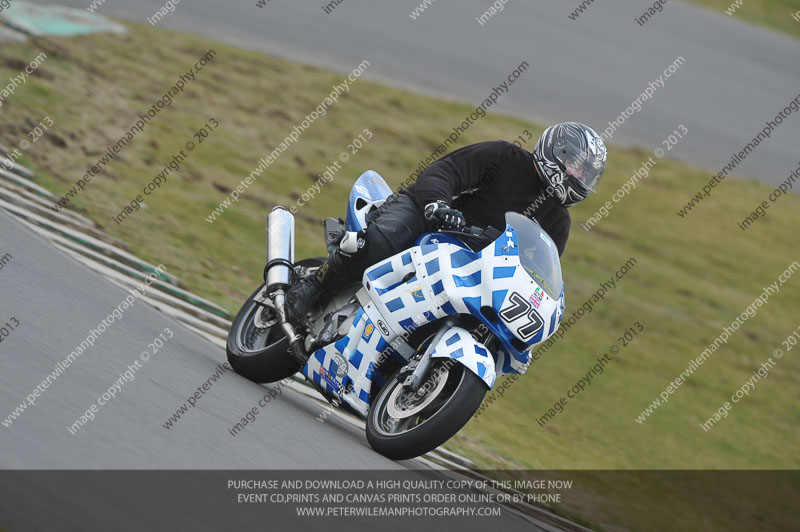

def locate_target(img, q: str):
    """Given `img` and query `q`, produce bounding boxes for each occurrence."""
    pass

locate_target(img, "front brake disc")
[386,364,450,419]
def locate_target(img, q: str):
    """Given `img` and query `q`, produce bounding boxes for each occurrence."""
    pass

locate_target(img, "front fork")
[398,318,455,392]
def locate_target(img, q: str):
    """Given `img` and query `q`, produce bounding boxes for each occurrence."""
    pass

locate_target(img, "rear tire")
[226,258,324,383]
[366,359,487,460]
[226,284,297,383]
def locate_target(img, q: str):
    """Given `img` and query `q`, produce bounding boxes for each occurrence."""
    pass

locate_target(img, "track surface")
[0,211,543,531]
[34,0,800,185]
[0,210,409,469]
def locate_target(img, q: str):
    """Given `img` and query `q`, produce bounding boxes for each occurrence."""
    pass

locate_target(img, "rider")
[286,122,607,321]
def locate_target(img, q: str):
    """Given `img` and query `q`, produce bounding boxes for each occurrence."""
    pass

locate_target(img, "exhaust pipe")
[265,206,295,291]
[264,207,307,365]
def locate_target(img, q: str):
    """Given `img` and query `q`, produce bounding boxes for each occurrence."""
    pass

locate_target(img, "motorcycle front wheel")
[366,359,487,460]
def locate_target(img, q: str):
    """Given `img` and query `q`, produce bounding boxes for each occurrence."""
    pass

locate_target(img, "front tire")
[366,359,487,460]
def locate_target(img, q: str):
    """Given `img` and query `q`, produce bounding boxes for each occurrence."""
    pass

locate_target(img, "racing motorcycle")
[226,170,565,460]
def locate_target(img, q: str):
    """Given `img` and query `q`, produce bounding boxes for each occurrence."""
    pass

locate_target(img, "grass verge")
[687,0,800,39]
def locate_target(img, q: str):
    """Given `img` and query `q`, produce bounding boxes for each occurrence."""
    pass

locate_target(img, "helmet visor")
[553,133,606,192]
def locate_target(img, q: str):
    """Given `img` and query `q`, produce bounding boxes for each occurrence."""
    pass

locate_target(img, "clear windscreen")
[506,212,563,298]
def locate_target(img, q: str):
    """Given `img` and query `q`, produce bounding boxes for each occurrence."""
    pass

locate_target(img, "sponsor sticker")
[410,285,425,302]
[319,367,341,393]
[530,287,544,309]
[331,352,349,378]
[362,323,374,340]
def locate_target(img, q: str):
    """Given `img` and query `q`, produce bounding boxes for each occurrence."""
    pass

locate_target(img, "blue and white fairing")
[345,170,393,232]
[361,211,565,379]
[303,176,565,417]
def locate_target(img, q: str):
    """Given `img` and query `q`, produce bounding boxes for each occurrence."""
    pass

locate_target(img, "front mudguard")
[429,326,496,389]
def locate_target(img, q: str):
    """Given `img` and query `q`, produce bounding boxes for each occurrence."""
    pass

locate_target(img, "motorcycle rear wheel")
[226,258,323,383]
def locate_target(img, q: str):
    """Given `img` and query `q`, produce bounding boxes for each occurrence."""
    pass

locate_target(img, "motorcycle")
[226,170,565,460]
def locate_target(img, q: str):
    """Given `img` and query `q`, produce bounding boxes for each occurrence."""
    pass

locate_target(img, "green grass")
[0,24,798,532]
[687,0,800,39]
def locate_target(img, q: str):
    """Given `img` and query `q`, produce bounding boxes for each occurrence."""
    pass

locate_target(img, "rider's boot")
[285,247,352,324]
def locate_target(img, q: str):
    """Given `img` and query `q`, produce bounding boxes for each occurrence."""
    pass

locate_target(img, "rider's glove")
[338,229,367,259]
[424,201,466,231]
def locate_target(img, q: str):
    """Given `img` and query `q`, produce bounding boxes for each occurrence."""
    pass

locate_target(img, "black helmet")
[533,122,607,207]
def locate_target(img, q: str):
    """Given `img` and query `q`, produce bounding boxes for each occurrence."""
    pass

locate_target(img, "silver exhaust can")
[265,206,295,290]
